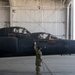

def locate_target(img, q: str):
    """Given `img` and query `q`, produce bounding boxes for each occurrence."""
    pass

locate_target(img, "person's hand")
[34,41,37,45]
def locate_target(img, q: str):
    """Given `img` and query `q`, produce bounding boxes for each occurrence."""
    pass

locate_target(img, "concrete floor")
[0,55,75,75]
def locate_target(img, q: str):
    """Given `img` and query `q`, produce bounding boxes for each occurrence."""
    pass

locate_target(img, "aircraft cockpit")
[0,27,30,37]
[38,33,58,40]
[12,27,30,34]
[32,32,58,40]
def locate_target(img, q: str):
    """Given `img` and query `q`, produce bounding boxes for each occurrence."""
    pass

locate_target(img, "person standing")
[34,42,42,75]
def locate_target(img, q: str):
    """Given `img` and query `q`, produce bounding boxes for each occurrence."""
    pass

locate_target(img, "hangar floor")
[0,55,75,75]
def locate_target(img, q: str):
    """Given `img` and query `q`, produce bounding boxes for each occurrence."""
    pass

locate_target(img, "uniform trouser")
[35,61,41,74]
[36,65,40,74]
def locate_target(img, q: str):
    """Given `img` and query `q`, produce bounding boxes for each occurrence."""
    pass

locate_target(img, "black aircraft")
[0,27,75,57]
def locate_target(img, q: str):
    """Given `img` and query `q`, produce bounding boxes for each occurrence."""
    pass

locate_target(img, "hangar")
[0,0,74,75]
[0,0,73,39]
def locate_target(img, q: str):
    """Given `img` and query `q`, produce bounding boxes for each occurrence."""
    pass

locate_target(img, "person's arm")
[34,41,37,52]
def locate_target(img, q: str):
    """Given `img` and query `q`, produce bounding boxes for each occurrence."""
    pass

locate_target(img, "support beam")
[9,0,12,26]
[66,0,73,39]
[9,0,12,6]
[73,0,75,39]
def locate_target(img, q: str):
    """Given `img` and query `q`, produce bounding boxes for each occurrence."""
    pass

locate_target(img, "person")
[34,41,42,75]
[39,34,43,39]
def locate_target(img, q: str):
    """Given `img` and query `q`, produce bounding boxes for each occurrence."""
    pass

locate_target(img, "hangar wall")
[0,0,10,28]
[0,0,67,39]
[10,0,66,39]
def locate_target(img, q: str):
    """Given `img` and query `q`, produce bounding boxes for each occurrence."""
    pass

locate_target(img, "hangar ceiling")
[0,0,72,6]
[9,0,71,6]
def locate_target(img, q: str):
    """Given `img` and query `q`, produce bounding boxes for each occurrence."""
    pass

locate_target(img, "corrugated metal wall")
[0,0,67,39]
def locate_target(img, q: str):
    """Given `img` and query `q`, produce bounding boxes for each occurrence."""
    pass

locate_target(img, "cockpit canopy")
[31,32,58,40]
[0,27,30,37]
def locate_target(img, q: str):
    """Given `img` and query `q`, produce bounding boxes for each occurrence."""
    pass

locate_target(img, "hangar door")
[11,0,66,39]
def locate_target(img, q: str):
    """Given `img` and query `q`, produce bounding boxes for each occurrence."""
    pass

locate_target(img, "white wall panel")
[12,9,66,22]
[0,7,10,28]
[0,0,10,28]
[0,8,9,21]
[56,9,66,22]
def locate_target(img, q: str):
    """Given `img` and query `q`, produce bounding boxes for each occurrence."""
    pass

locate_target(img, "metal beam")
[9,0,12,27]
[9,0,12,6]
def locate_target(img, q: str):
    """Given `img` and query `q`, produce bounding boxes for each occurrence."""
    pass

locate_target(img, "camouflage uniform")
[34,42,42,75]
